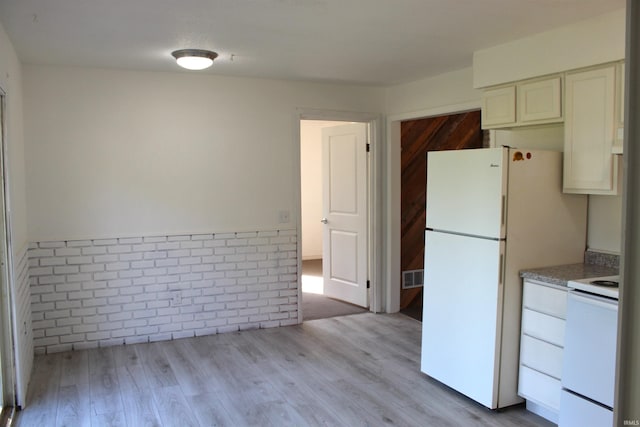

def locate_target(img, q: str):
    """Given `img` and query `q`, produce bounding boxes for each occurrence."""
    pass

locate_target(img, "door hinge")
[367,280,370,289]
[366,143,370,152]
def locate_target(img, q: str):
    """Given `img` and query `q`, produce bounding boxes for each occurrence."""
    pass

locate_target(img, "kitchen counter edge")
[520,263,619,287]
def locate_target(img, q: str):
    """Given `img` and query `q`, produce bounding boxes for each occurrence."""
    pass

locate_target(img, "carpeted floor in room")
[301,259,368,321]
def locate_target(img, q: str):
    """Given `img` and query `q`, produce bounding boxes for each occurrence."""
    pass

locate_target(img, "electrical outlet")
[278,210,290,223]
[171,291,182,306]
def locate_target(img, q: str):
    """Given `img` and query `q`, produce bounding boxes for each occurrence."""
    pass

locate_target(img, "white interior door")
[321,123,368,308]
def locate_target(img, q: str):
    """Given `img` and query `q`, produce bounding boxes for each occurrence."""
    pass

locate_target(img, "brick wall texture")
[29,229,298,354]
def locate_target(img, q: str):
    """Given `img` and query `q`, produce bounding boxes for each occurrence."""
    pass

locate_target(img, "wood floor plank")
[15,410,55,427]
[91,411,126,427]
[186,391,238,427]
[55,384,91,427]
[135,342,180,389]
[151,385,199,427]
[16,313,554,427]
[17,353,62,426]
[263,361,348,426]
[159,339,213,396]
[112,344,151,394]
[88,348,124,416]
[59,350,89,387]
[121,391,163,427]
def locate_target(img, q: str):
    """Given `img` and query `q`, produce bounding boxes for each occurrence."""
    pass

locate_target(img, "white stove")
[560,274,619,426]
[567,275,619,299]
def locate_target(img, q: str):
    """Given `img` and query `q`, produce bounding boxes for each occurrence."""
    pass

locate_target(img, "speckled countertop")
[520,250,619,287]
[520,263,619,287]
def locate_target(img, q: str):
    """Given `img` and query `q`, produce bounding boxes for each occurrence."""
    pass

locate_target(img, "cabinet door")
[518,77,562,124]
[563,66,618,194]
[482,86,516,129]
[613,62,625,154]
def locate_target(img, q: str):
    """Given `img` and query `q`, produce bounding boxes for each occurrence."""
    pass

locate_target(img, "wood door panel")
[400,111,483,309]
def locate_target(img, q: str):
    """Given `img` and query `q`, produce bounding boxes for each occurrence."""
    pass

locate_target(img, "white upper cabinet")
[612,62,625,154]
[563,64,618,195]
[517,77,562,124]
[482,76,562,129]
[482,86,516,128]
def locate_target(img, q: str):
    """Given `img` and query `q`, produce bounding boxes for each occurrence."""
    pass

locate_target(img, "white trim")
[617,2,640,423]
[386,100,481,123]
[295,108,383,321]
[0,86,17,410]
[27,226,297,245]
[384,100,481,313]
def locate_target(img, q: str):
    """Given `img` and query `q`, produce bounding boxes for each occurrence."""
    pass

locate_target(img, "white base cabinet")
[519,279,567,422]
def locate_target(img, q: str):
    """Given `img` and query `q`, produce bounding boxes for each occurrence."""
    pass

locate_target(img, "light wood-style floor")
[16,313,552,427]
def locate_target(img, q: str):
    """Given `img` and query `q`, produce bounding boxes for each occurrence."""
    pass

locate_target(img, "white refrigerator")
[421,147,587,409]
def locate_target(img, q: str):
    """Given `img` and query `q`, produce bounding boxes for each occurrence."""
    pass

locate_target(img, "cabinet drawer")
[523,280,567,319]
[522,308,565,346]
[518,365,562,411]
[520,334,563,379]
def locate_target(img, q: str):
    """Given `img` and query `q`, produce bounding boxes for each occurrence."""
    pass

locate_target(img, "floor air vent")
[402,269,424,289]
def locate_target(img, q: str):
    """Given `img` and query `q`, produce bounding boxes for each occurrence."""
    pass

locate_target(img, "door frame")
[385,100,481,313]
[295,108,383,321]
[0,87,17,418]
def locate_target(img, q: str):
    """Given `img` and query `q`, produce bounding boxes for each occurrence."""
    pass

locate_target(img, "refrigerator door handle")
[501,195,506,227]
[499,253,504,285]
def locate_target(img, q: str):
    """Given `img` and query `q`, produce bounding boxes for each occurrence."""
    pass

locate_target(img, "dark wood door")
[401,111,484,310]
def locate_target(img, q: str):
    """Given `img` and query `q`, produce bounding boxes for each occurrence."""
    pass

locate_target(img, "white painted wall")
[386,67,482,117]
[23,66,385,242]
[300,120,343,260]
[490,124,564,152]
[588,169,624,254]
[0,21,32,407]
[473,8,626,88]
[0,23,28,260]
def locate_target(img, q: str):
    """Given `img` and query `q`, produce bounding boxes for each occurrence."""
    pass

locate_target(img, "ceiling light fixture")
[171,49,218,70]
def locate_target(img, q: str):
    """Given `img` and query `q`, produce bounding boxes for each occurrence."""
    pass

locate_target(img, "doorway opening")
[299,118,373,321]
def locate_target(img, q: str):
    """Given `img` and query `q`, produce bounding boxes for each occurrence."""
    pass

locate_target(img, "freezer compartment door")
[426,147,507,239]
[421,230,505,409]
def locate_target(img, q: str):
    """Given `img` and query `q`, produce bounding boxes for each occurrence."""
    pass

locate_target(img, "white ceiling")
[0,0,626,86]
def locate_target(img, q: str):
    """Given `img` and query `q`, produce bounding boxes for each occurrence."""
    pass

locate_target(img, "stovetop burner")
[590,280,619,287]
[568,275,619,299]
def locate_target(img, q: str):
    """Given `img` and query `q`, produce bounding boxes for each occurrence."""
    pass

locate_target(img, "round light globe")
[171,49,218,71]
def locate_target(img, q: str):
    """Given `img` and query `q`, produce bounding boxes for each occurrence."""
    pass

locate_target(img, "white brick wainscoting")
[29,230,298,354]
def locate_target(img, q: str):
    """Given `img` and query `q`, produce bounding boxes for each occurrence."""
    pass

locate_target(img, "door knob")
[321,218,328,224]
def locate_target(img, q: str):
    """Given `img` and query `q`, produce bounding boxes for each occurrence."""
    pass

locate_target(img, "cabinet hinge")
[366,143,370,153]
